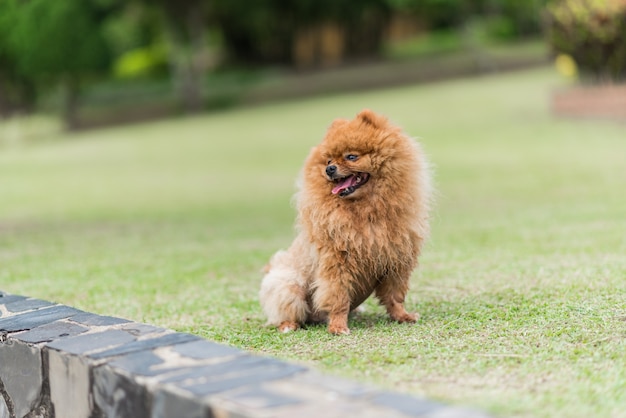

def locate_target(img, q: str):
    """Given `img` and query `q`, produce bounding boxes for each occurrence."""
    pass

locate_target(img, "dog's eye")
[327,159,332,165]
[345,154,358,161]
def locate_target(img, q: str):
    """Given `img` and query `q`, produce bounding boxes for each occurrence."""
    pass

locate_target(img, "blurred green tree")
[497,0,547,37]
[8,0,114,128]
[386,0,546,35]
[386,0,469,29]
[211,0,391,68]
[140,0,210,112]
[103,3,169,80]
[546,0,626,83]
[0,0,36,115]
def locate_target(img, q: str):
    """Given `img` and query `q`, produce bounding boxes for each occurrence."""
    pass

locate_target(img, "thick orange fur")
[259,109,432,335]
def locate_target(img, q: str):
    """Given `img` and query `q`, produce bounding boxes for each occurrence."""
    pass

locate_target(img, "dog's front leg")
[326,291,351,335]
[375,269,418,324]
[312,264,352,335]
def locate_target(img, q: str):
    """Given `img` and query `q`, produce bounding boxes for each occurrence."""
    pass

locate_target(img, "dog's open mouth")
[331,173,370,197]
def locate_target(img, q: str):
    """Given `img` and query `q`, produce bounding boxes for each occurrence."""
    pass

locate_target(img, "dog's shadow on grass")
[297,308,401,334]
[254,294,533,336]
[296,298,489,334]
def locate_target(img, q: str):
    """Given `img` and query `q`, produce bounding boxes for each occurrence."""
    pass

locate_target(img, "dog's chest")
[336,221,414,267]
[313,203,418,270]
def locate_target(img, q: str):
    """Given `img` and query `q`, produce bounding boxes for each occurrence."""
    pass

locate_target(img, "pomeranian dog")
[260,109,432,335]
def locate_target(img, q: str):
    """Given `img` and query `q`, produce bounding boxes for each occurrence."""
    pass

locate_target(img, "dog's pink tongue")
[331,176,356,195]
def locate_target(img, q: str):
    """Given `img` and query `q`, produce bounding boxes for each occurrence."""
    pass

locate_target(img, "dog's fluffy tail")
[259,250,309,330]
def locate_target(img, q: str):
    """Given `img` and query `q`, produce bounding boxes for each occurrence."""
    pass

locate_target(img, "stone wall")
[0,291,489,418]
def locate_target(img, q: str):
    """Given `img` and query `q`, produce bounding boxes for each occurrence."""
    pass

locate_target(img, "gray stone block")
[220,385,304,409]
[92,365,152,418]
[183,362,307,397]
[162,355,288,384]
[295,371,377,398]
[267,400,407,418]
[4,298,54,313]
[371,392,444,417]
[107,351,166,377]
[88,332,200,360]
[151,389,211,418]
[69,312,130,326]
[0,340,42,418]
[47,329,136,355]
[17,321,88,344]
[425,406,493,418]
[0,293,27,310]
[0,305,82,332]
[120,323,165,336]
[47,349,92,418]
[172,339,242,360]
[0,396,9,418]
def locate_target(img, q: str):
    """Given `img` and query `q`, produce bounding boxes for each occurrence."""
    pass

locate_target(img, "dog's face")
[310,109,402,200]
[322,150,372,199]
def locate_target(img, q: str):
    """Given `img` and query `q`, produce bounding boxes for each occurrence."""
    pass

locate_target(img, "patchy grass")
[1,68,626,417]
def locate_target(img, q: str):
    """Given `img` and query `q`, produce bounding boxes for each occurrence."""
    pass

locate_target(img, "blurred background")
[0,0,602,132]
[2,0,625,132]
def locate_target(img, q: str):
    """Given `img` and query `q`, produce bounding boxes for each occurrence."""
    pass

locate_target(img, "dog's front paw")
[328,314,350,335]
[392,311,419,323]
[328,324,351,335]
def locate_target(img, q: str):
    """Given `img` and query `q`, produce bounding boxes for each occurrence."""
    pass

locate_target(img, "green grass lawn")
[1,68,625,417]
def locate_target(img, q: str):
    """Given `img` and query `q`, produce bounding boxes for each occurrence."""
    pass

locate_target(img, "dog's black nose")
[326,165,337,177]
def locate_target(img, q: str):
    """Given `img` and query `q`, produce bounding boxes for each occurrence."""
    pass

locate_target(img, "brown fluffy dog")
[260,109,432,335]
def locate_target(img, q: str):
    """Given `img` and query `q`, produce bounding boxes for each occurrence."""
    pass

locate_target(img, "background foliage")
[545,0,626,83]
[10,0,626,128]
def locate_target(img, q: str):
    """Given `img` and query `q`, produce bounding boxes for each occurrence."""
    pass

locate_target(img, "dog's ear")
[328,118,349,130]
[357,109,386,129]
